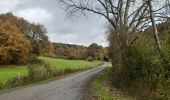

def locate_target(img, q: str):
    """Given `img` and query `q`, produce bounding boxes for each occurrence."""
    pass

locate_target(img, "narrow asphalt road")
[0,63,107,100]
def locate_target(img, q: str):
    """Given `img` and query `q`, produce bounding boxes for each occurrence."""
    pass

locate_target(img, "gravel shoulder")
[0,63,107,100]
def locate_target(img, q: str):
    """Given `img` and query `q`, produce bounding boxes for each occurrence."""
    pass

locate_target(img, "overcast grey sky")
[0,0,108,46]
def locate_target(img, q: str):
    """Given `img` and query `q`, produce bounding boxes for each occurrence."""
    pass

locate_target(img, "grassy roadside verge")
[0,66,98,93]
[88,67,135,100]
[0,57,101,83]
[0,56,102,92]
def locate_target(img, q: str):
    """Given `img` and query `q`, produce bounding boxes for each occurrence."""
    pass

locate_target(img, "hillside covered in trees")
[0,13,54,64]
[53,43,109,61]
[0,13,107,65]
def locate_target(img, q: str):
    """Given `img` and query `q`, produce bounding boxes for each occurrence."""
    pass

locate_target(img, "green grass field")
[0,57,101,83]
[38,57,101,70]
[0,65,28,83]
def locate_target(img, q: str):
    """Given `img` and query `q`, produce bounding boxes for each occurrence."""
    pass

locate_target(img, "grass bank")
[88,67,135,100]
[0,56,101,84]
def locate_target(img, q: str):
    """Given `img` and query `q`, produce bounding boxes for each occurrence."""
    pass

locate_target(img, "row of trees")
[0,13,54,64]
[53,43,86,59]
[59,0,170,99]
[53,43,108,61]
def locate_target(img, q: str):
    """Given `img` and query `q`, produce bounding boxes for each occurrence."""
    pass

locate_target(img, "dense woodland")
[0,13,107,65]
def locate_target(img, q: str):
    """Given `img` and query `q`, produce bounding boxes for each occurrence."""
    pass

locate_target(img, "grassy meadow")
[0,57,101,83]
[0,66,27,83]
[38,57,101,70]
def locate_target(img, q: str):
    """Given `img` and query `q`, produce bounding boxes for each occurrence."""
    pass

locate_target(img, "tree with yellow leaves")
[0,18,31,64]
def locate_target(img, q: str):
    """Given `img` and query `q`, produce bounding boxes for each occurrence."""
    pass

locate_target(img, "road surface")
[0,63,106,100]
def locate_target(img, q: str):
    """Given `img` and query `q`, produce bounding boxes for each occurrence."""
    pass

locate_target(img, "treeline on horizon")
[53,42,109,61]
[0,13,108,65]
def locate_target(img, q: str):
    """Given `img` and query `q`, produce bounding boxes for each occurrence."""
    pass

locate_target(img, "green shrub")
[86,56,94,61]
[110,33,170,99]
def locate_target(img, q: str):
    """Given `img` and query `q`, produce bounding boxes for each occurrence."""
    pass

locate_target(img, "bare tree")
[147,0,170,60]
[59,0,170,64]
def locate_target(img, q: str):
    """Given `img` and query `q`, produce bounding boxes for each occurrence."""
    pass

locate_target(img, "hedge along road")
[0,63,107,100]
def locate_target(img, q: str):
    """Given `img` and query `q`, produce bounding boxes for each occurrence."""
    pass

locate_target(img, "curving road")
[0,63,106,100]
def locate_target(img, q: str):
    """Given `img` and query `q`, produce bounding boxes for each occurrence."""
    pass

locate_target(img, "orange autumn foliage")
[0,18,31,64]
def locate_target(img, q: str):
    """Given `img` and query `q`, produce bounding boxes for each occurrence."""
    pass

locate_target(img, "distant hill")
[53,42,109,61]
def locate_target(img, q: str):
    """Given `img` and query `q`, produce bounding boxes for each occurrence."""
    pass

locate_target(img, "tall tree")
[147,0,170,61]
[0,13,54,56]
[0,13,54,62]
[60,0,170,65]
[0,18,30,64]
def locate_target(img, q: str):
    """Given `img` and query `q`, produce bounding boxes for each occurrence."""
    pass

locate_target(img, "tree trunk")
[148,0,162,53]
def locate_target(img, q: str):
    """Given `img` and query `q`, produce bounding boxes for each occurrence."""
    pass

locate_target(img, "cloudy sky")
[0,0,108,46]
